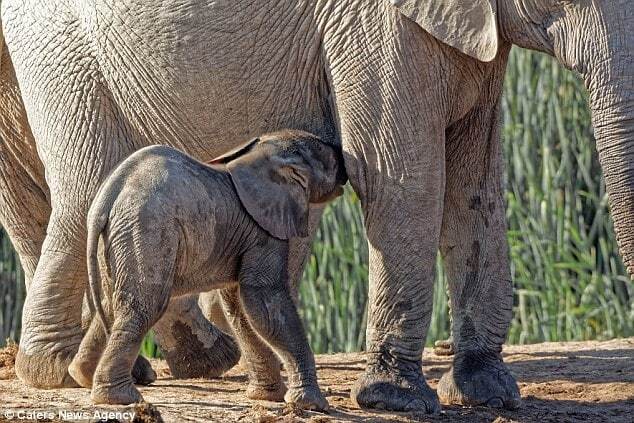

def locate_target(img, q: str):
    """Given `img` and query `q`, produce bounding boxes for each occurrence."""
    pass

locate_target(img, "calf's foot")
[433,336,455,356]
[247,381,287,402]
[285,385,329,412]
[68,356,95,388]
[132,355,156,386]
[437,350,521,409]
[91,381,143,405]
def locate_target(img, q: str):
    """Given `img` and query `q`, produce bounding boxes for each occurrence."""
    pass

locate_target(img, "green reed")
[0,230,24,345]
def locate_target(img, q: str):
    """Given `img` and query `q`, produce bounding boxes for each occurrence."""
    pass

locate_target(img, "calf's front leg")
[220,286,286,401]
[239,244,328,411]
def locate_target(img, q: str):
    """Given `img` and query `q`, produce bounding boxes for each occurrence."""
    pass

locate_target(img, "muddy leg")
[153,295,240,378]
[438,83,520,409]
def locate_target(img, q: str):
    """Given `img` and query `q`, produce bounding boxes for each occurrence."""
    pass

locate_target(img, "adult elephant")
[0,0,632,413]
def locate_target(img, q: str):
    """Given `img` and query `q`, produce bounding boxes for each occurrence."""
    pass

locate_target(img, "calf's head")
[211,130,347,239]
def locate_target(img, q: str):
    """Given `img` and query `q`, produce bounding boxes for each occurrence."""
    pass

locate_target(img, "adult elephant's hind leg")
[153,295,240,379]
[0,38,50,286]
[438,90,520,409]
[7,6,141,386]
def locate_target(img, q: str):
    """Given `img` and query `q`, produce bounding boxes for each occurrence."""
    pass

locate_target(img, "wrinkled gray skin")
[67,131,344,409]
[0,0,632,414]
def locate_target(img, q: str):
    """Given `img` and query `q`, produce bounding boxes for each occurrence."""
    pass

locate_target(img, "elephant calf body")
[68,130,345,409]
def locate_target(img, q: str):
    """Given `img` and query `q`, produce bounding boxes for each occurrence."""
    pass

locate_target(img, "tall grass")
[503,49,634,343]
[0,230,24,344]
[1,48,633,354]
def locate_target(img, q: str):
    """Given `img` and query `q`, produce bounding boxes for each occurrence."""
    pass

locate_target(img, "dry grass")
[0,339,17,380]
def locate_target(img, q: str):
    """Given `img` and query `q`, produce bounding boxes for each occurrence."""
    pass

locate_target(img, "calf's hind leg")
[91,229,175,404]
[91,306,166,404]
[69,317,156,388]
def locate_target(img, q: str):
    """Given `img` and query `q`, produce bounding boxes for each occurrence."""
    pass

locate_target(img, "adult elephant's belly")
[90,0,334,159]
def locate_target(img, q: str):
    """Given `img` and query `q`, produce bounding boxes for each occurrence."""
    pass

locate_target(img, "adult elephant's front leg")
[438,92,521,408]
[349,175,443,413]
[326,10,445,412]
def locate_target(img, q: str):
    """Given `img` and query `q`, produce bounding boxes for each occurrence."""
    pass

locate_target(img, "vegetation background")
[1,49,633,356]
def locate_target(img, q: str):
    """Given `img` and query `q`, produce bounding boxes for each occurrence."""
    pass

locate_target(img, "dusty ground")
[0,338,633,422]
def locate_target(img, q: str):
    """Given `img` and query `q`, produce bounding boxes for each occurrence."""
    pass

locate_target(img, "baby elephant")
[68,130,346,410]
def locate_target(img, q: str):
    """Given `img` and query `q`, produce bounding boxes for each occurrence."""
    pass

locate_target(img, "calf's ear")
[207,137,260,165]
[226,149,310,240]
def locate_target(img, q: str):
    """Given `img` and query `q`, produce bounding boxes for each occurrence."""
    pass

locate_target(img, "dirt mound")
[0,338,632,422]
[132,402,163,423]
[0,340,17,380]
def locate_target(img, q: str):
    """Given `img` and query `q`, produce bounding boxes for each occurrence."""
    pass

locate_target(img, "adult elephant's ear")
[225,145,310,240]
[390,0,498,62]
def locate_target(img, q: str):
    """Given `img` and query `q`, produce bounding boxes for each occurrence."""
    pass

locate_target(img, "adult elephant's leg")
[346,136,443,414]
[437,70,521,408]
[5,5,145,386]
[12,104,134,387]
[5,4,243,384]
[324,6,444,413]
[152,295,240,378]
[198,291,232,335]
[0,39,49,285]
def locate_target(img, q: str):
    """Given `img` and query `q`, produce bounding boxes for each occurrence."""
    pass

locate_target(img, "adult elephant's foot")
[351,363,441,413]
[15,346,80,388]
[437,351,521,409]
[153,296,241,379]
[132,356,157,386]
[433,336,455,356]
[159,321,240,378]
